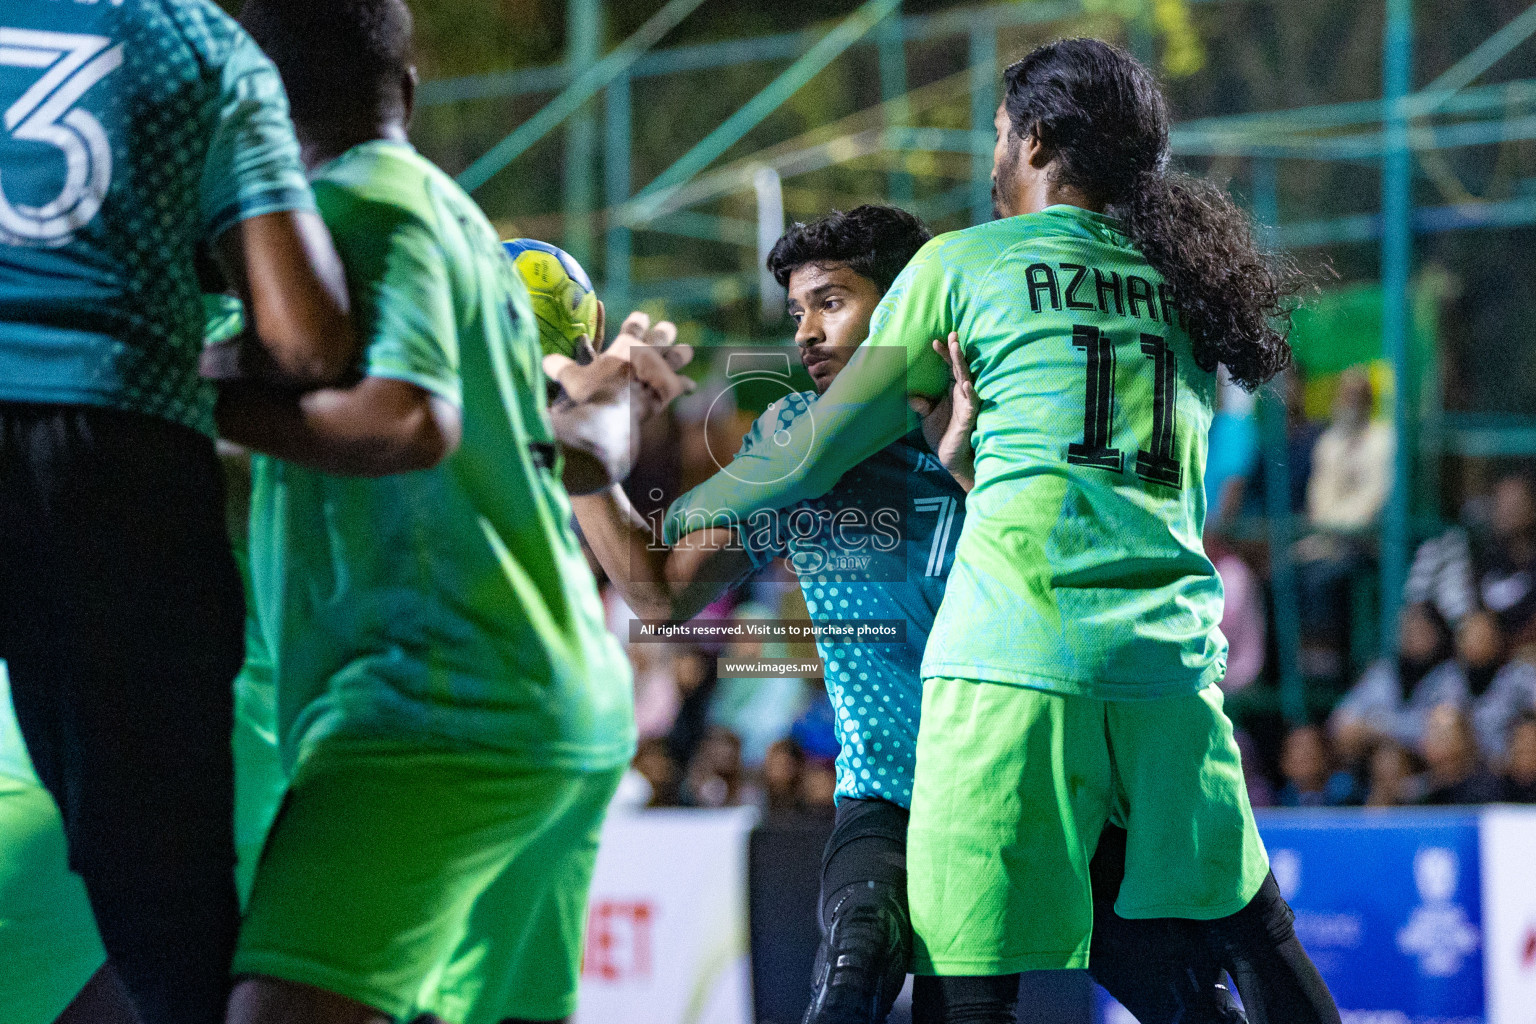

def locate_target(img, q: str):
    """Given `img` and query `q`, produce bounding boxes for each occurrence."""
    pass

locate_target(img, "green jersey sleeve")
[662,239,958,547]
[316,187,462,407]
[200,31,315,241]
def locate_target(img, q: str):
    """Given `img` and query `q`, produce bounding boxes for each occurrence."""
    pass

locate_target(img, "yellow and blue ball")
[502,238,599,359]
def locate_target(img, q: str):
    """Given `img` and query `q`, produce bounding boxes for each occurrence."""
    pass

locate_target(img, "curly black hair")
[241,0,414,129]
[767,205,933,295]
[1002,39,1303,390]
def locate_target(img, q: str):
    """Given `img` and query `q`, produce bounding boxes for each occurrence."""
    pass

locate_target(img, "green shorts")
[908,678,1269,976]
[0,776,106,1024]
[234,744,623,1023]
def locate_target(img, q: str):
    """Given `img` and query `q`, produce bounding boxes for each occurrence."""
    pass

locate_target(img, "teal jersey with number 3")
[665,205,1225,699]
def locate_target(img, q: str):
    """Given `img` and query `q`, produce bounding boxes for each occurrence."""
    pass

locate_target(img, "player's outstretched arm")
[662,244,954,546]
[208,210,359,387]
[572,485,753,622]
[214,375,462,477]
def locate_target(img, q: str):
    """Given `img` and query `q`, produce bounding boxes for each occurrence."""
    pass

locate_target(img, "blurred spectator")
[1500,714,1536,802]
[1418,704,1502,805]
[1481,474,1536,646]
[632,737,681,808]
[631,643,683,742]
[1277,725,1362,807]
[1236,729,1274,809]
[1208,535,1265,692]
[800,760,838,810]
[1295,368,1395,683]
[789,684,841,763]
[1405,472,1536,642]
[665,647,718,771]
[682,726,746,808]
[1243,367,1322,519]
[762,738,807,814]
[1330,603,1466,762]
[1304,368,1395,534]
[707,602,811,766]
[1204,369,1259,533]
[1457,610,1536,764]
[1365,740,1420,807]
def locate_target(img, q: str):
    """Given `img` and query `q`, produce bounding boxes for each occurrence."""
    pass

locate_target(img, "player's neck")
[298,121,411,171]
[1003,174,1104,218]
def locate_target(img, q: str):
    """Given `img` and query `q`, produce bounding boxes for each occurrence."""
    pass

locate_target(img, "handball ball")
[502,238,599,359]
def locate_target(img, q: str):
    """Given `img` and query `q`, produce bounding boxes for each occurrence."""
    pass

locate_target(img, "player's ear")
[1024,126,1051,169]
[401,66,419,124]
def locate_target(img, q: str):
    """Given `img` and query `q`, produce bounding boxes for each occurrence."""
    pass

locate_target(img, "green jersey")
[249,141,633,771]
[666,206,1225,699]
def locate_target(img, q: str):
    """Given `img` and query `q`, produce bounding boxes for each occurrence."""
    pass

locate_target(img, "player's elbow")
[394,396,462,473]
[354,394,461,476]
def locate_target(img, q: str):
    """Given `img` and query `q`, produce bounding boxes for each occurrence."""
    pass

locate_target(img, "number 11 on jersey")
[1065,324,1183,489]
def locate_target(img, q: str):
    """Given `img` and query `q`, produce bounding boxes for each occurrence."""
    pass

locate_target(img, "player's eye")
[823,299,841,313]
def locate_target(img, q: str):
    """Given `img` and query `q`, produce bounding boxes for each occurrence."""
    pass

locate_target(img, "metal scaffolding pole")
[877,2,913,207]
[564,0,602,266]
[604,70,632,318]
[1380,0,1414,656]
[968,24,996,226]
[1253,159,1305,723]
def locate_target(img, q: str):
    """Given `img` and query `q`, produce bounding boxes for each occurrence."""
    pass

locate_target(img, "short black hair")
[767,205,932,295]
[240,0,414,128]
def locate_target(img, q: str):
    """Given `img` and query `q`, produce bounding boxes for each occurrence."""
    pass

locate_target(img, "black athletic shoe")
[802,883,911,1024]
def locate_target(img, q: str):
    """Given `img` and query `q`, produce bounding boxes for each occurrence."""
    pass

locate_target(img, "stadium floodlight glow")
[456,0,708,194]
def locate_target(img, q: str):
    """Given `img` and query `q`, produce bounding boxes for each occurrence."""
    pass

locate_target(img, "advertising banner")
[576,806,758,1024]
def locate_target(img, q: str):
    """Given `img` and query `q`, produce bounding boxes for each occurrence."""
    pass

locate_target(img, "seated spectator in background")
[707,603,811,767]
[1330,602,1466,762]
[799,759,838,811]
[1277,725,1362,806]
[1418,704,1502,805]
[1203,370,1260,534]
[1405,471,1536,642]
[630,642,682,742]
[1458,610,1536,764]
[682,726,746,808]
[1295,368,1396,683]
[1501,714,1536,802]
[665,647,718,771]
[1242,367,1323,519]
[1365,740,1420,807]
[1482,473,1536,647]
[1304,368,1395,535]
[762,738,807,814]
[1208,535,1265,693]
[632,737,681,808]
[1236,730,1274,809]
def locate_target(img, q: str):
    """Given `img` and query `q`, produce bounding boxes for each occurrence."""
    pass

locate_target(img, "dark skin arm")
[572,483,754,621]
[209,209,358,386]
[214,375,461,477]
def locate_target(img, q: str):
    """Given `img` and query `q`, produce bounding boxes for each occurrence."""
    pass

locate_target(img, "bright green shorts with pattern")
[907,678,1269,976]
[235,742,622,1023]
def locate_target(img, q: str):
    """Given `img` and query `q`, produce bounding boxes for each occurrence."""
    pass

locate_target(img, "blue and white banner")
[1100,806,1536,1024]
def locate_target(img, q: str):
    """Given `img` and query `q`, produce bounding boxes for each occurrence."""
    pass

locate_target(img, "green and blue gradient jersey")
[0,0,313,435]
[675,389,966,807]
[248,142,633,773]
[667,206,1226,700]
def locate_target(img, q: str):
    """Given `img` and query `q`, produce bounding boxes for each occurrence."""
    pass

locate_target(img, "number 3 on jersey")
[0,29,123,246]
[1065,324,1182,489]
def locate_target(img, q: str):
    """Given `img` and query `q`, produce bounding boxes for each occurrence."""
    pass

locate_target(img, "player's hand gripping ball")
[503,238,600,360]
